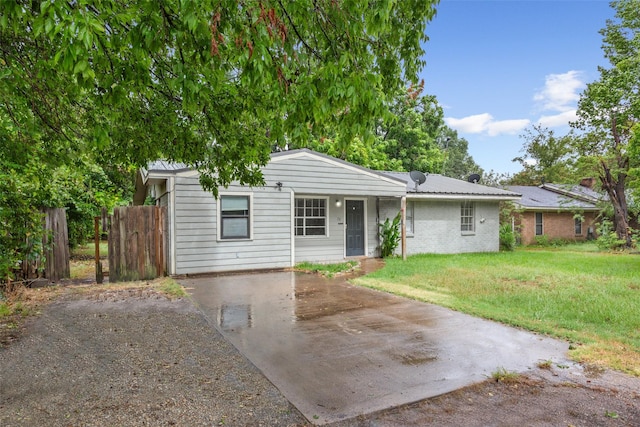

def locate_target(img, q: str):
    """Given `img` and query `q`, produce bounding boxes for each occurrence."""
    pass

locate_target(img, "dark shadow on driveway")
[181,266,568,425]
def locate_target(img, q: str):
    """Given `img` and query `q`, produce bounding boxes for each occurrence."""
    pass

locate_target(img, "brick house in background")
[505,179,602,245]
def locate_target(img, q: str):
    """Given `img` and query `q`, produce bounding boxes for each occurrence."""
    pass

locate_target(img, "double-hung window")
[219,195,251,239]
[295,198,327,236]
[460,201,475,233]
[535,212,543,236]
[574,217,583,235]
[406,201,415,235]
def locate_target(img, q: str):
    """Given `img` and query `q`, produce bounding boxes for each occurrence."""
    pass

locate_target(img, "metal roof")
[383,172,521,199]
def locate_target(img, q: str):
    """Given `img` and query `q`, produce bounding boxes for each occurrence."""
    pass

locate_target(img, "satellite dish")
[468,173,481,184]
[409,170,427,191]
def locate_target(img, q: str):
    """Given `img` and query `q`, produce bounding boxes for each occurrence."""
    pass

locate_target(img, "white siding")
[295,196,383,263]
[264,154,405,197]
[380,199,500,254]
[172,176,292,274]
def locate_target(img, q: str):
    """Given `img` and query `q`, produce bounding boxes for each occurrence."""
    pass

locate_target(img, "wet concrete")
[181,264,569,425]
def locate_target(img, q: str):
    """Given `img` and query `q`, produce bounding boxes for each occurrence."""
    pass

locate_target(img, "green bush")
[379,213,401,258]
[499,224,516,251]
[596,220,627,250]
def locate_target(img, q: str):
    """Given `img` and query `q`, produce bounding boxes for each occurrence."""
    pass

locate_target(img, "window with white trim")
[220,195,251,239]
[295,198,327,236]
[535,212,543,236]
[461,201,475,233]
[406,201,414,235]
[574,217,583,235]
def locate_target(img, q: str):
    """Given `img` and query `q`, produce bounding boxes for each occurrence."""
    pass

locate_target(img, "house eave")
[407,194,521,202]
[513,205,600,212]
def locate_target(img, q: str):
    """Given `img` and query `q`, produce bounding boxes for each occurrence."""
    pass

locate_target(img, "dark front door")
[345,200,365,256]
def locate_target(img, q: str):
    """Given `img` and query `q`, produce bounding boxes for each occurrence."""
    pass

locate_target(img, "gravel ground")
[0,289,306,427]
[1,287,639,426]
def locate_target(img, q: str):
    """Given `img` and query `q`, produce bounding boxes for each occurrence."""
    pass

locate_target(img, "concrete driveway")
[181,266,569,425]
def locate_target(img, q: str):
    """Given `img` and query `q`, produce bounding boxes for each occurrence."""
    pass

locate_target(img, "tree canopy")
[2,0,439,191]
[1,0,440,280]
[572,0,640,246]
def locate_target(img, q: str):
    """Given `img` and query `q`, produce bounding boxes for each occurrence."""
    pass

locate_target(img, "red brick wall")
[516,211,598,245]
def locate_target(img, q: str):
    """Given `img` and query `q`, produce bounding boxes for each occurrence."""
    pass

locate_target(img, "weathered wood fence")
[14,208,70,283]
[42,208,70,281]
[108,206,166,283]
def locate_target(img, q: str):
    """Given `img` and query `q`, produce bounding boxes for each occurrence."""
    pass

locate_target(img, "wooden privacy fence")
[108,206,166,283]
[43,208,70,282]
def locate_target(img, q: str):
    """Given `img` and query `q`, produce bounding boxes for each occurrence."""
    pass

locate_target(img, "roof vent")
[467,173,481,184]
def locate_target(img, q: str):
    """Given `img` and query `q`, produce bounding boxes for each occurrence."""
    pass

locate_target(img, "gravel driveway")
[0,288,306,427]
[1,286,639,426]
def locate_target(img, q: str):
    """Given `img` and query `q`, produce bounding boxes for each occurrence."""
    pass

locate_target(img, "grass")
[490,367,521,383]
[353,245,640,375]
[295,260,358,277]
[156,277,187,299]
[70,241,109,259]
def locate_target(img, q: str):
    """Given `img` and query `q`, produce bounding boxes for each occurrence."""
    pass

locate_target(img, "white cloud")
[445,113,530,136]
[533,71,585,113]
[537,109,578,128]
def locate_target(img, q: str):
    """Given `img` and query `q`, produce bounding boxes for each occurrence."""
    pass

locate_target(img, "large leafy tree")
[380,83,445,172]
[573,0,640,247]
[1,0,439,280]
[2,0,438,190]
[510,125,582,185]
[436,126,483,180]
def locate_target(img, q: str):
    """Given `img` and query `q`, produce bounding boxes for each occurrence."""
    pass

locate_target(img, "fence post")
[95,216,103,284]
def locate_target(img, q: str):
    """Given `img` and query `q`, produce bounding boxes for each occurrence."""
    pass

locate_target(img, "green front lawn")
[354,245,640,375]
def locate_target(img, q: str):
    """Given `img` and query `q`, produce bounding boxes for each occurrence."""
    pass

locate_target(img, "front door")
[345,200,365,256]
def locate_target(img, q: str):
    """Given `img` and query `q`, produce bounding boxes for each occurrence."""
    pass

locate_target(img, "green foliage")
[533,235,570,247]
[490,367,521,384]
[0,0,439,270]
[157,278,187,299]
[511,125,584,185]
[596,219,628,250]
[572,0,640,247]
[295,261,358,278]
[499,224,516,251]
[379,213,402,258]
[379,84,446,173]
[437,127,484,180]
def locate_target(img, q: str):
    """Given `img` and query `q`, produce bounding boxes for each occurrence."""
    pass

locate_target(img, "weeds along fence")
[108,206,166,283]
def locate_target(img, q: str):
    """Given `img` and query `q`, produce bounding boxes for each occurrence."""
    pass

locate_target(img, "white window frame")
[294,197,329,237]
[217,192,253,241]
[406,201,415,236]
[461,200,475,234]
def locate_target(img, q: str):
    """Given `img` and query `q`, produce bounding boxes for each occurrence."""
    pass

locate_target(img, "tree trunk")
[600,160,632,247]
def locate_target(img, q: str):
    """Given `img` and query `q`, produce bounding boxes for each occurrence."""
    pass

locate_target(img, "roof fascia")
[407,194,521,201]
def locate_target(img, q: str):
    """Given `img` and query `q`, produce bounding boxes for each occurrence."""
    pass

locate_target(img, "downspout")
[401,196,407,261]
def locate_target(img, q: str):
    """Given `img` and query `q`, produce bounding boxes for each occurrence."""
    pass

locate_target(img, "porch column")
[401,196,407,261]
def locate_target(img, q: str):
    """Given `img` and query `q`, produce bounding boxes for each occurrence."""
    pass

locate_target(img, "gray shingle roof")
[383,172,521,199]
[504,185,600,210]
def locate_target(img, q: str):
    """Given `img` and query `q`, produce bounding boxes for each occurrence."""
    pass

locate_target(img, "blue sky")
[419,0,615,175]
